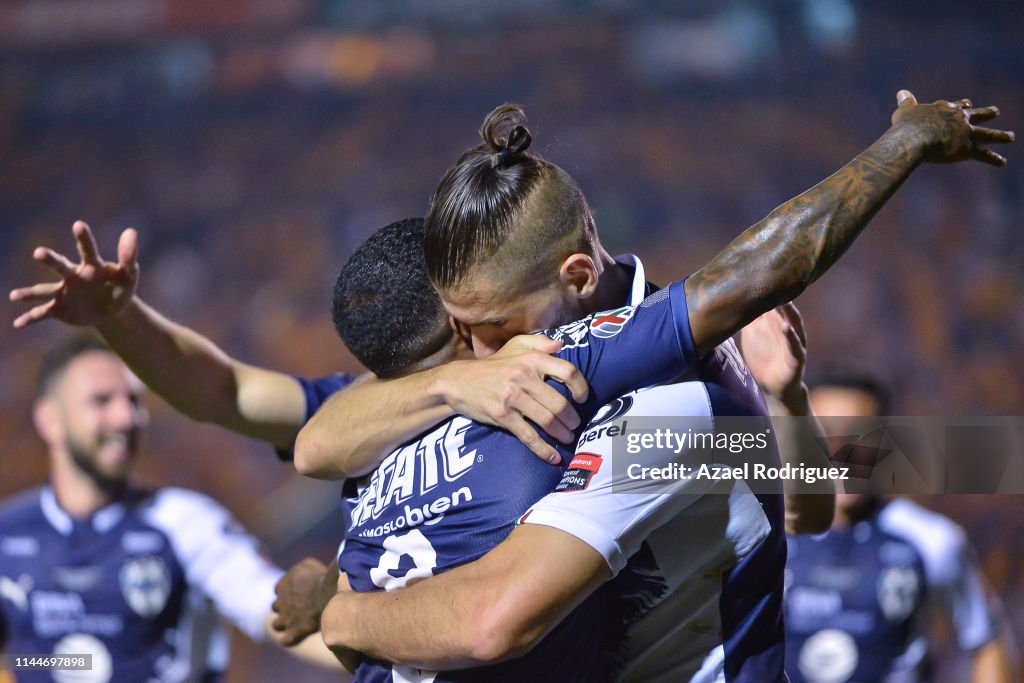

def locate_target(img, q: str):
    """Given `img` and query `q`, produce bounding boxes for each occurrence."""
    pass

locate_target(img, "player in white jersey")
[0,337,339,681]
[784,373,1016,683]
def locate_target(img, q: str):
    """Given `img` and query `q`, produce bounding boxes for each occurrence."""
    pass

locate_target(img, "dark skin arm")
[270,557,339,646]
[686,91,1013,356]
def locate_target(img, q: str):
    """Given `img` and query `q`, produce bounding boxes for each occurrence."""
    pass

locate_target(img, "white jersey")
[521,322,788,682]
[520,255,787,682]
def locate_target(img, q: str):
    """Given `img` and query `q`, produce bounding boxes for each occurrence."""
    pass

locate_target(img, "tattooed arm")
[686,90,1013,356]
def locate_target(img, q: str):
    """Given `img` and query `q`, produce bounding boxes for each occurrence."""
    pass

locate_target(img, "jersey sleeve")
[519,382,725,576]
[927,532,1001,650]
[546,279,700,415]
[144,488,284,641]
[275,372,358,461]
[882,500,1001,651]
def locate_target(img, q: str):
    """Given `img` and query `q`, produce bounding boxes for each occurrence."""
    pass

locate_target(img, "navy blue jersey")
[338,279,737,682]
[0,486,281,682]
[784,498,998,683]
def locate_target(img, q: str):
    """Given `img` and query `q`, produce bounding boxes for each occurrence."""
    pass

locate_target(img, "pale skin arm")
[262,614,352,675]
[967,580,1017,683]
[0,619,12,683]
[321,524,608,669]
[738,303,834,534]
[12,223,588,467]
[971,631,1016,683]
[10,222,309,451]
[685,91,1013,357]
[295,334,590,478]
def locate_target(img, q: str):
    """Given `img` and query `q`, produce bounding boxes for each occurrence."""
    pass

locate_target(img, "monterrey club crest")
[119,556,171,619]
[589,306,634,338]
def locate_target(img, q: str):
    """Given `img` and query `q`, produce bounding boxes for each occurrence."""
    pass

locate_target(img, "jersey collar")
[613,253,650,306]
[40,485,127,536]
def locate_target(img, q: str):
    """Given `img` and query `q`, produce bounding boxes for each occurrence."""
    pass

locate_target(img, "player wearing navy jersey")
[311,93,1012,683]
[0,337,343,681]
[321,255,793,681]
[784,374,1014,683]
[312,220,832,681]
[315,218,741,681]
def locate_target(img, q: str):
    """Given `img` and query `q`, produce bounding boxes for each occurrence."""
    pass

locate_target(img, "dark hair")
[424,104,595,291]
[37,335,113,398]
[332,218,451,378]
[813,368,892,416]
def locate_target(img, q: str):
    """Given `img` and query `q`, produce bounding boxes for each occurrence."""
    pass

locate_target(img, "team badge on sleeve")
[545,318,591,349]
[589,306,635,338]
[555,453,604,492]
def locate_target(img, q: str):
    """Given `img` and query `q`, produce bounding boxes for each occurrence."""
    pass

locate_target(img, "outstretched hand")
[10,220,139,329]
[891,89,1014,167]
[738,302,807,409]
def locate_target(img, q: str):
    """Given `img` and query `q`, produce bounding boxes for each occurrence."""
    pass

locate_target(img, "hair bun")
[480,103,532,167]
[503,124,532,157]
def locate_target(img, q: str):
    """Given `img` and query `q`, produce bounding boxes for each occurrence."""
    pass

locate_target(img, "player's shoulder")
[298,371,356,391]
[0,487,46,529]
[576,382,712,453]
[877,497,967,584]
[609,382,712,420]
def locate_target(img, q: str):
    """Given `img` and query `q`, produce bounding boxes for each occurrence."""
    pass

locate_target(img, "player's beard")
[545,297,588,332]
[65,432,134,497]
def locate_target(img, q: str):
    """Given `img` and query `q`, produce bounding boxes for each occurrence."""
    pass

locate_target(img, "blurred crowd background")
[1,1,1021,680]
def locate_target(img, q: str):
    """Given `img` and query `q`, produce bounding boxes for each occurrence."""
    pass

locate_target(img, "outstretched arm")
[13,223,588,472]
[739,303,834,534]
[686,91,1013,356]
[10,221,311,451]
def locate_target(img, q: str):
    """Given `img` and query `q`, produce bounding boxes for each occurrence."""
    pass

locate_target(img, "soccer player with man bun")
[310,91,1013,682]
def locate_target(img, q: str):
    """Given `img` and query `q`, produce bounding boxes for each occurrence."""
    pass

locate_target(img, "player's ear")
[559,253,599,301]
[33,397,62,447]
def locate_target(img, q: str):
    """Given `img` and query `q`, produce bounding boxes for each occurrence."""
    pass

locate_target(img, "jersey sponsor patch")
[589,306,634,338]
[53,633,112,683]
[555,453,604,492]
